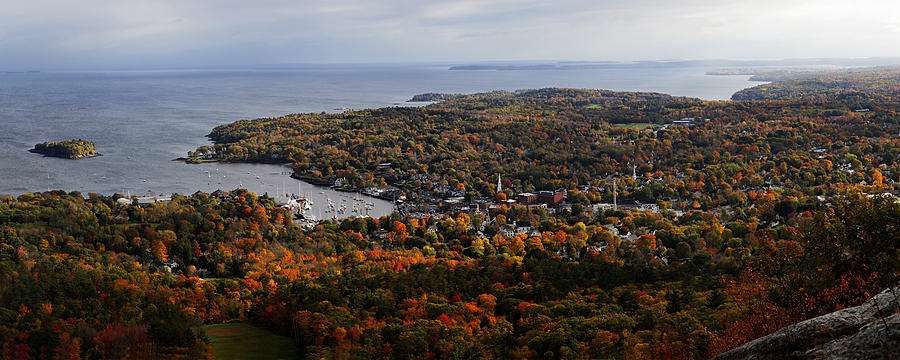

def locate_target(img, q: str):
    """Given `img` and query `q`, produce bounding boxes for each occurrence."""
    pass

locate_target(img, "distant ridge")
[450,58,900,71]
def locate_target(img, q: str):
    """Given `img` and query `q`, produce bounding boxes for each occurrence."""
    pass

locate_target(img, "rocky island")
[30,139,100,159]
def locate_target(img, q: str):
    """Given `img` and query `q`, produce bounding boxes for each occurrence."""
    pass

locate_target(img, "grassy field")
[200,277,240,286]
[203,322,300,360]
[614,123,658,130]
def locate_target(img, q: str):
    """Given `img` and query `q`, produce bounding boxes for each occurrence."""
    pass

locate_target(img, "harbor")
[106,162,396,221]
[194,163,396,220]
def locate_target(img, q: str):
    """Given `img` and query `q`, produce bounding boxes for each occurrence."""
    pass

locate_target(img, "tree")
[152,240,168,263]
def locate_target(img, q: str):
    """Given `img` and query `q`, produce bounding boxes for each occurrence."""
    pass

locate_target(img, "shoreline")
[173,157,290,166]
[176,158,397,209]
[178,157,402,202]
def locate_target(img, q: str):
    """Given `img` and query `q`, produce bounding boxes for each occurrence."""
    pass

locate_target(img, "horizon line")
[4,56,900,73]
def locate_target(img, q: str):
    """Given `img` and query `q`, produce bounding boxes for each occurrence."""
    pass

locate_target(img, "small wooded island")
[30,139,100,159]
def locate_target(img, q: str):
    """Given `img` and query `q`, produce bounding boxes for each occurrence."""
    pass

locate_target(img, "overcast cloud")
[1,0,898,70]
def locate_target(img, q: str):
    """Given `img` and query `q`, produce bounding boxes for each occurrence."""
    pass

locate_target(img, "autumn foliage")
[3,70,900,359]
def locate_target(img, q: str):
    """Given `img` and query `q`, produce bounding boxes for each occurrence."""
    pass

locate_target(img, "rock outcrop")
[714,286,900,360]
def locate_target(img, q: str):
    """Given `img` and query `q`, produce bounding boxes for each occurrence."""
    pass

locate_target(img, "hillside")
[731,66,900,103]
[715,286,900,359]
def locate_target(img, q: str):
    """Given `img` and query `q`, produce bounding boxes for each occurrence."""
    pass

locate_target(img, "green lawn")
[186,157,220,163]
[203,322,300,360]
[200,277,240,286]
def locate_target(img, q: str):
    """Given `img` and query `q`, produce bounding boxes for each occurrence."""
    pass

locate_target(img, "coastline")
[0,65,761,198]
[173,157,290,165]
[177,156,403,204]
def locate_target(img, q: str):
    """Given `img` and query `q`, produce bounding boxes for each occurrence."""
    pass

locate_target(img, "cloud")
[0,0,898,70]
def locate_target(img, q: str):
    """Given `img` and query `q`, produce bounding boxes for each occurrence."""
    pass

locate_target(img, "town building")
[537,190,565,205]
[516,192,538,204]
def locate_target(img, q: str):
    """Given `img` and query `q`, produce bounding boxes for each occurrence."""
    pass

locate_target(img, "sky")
[1,0,899,70]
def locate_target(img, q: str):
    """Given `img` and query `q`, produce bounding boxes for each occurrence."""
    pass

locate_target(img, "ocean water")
[0,63,756,217]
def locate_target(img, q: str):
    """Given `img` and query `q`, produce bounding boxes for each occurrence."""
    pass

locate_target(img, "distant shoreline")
[173,157,291,166]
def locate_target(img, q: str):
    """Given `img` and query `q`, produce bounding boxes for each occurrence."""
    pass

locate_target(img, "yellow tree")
[151,240,168,262]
